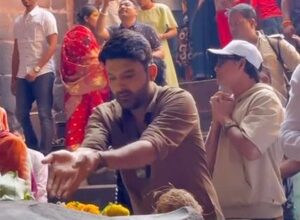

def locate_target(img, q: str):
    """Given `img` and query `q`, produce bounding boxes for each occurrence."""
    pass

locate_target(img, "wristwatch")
[33,66,41,73]
[222,120,239,133]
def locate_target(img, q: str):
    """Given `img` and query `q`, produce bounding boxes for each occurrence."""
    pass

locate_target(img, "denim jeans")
[260,16,283,35]
[16,72,55,154]
[292,13,300,35]
[283,177,295,220]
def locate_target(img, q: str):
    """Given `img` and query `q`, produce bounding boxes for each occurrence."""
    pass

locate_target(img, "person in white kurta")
[281,64,300,159]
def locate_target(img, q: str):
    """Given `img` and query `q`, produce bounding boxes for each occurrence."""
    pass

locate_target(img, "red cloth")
[61,25,109,150]
[216,0,249,47]
[216,10,233,48]
[0,107,32,191]
[0,132,31,183]
[251,0,282,19]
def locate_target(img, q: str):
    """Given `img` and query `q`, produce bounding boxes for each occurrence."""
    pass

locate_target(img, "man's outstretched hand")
[42,149,99,199]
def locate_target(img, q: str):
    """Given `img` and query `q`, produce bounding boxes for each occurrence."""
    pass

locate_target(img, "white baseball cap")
[207,40,263,69]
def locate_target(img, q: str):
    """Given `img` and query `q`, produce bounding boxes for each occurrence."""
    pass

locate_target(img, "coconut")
[155,188,203,215]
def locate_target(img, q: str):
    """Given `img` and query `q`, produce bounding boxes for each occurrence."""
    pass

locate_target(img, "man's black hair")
[99,29,152,70]
[244,60,260,83]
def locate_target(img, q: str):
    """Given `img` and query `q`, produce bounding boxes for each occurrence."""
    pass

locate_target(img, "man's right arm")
[96,0,112,42]
[42,105,111,199]
[11,39,19,95]
[280,159,300,179]
[281,0,292,21]
[82,104,157,170]
[281,0,296,38]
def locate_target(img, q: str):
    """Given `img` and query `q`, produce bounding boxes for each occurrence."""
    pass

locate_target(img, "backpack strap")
[265,36,291,94]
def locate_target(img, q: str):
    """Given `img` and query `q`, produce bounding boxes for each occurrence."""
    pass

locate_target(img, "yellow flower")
[65,201,101,215]
[102,203,130,216]
[82,204,101,215]
[65,201,82,210]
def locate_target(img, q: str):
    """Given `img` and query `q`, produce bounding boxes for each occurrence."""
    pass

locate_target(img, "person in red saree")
[61,5,109,151]
[0,107,31,185]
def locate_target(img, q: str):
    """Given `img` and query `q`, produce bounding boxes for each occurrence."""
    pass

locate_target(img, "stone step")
[180,79,218,132]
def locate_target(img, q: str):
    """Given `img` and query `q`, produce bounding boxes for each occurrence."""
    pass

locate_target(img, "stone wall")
[0,0,74,131]
[0,0,74,76]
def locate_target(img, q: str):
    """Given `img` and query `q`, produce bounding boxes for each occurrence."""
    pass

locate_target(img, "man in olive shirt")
[43,30,223,219]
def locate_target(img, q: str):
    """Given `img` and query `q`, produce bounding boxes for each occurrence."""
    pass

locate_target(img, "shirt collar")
[256,31,265,47]
[24,5,40,17]
[115,82,160,124]
[119,22,138,30]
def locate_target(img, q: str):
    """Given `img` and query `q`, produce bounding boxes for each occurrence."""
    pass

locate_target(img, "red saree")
[61,25,109,150]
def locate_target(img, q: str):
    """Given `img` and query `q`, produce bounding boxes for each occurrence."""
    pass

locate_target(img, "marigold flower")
[65,201,101,215]
[82,204,101,215]
[65,201,81,210]
[102,203,130,216]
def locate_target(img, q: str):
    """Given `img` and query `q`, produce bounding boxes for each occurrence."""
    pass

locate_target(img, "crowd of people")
[1,0,300,219]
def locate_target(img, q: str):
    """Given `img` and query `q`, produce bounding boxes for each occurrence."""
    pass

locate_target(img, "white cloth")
[29,149,48,202]
[13,6,58,78]
[281,64,300,160]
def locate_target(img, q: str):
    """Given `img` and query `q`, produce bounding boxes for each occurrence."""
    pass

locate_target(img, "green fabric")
[0,172,32,201]
[137,3,179,87]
